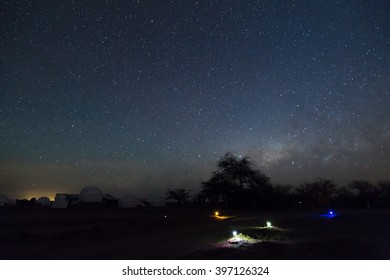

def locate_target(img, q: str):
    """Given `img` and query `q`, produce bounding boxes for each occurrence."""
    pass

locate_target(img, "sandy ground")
[0,207,390,259]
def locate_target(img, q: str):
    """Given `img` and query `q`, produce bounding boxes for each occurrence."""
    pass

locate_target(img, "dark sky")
[1,0,389,199]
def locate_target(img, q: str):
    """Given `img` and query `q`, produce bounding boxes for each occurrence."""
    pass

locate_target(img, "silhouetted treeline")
[197,152,390,210]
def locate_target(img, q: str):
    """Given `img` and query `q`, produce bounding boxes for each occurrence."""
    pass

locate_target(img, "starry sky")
[0,0,389,199]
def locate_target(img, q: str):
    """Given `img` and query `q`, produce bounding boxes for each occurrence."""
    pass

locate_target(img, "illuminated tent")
[37,196,51,207]
[79,186,103,203]
[52,193,68,208]
[0,194,9,207]
[119,194,142,208]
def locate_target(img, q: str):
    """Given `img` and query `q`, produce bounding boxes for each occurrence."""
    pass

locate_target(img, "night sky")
[1,1,389,199]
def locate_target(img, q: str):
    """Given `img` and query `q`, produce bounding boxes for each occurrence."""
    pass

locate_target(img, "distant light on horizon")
[19,192,55,201]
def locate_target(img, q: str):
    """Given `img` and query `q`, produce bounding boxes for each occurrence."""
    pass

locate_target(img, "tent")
[148,196,166,207]
[118,194,142,208]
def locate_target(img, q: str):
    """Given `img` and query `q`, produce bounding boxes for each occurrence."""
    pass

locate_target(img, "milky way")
[0,1,389,199]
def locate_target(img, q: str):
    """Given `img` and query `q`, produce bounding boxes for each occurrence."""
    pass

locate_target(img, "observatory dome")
[79,186,103,203]
[37,196,51,207]
[7,199,16,206]
[0,194,9,207]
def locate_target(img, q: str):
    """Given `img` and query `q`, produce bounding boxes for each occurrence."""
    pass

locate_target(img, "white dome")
[80,186,103,203]
[0,194,9,206]
[37,197,51,207]
[119,194,141,208]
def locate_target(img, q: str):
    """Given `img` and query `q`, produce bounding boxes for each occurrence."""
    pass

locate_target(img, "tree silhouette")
[166,188,191,204]
[349,180,379,209]
[201,152,271,208]
[333,185,355,207]
[295,178,337,207]
[270,184,294,209]
[378,180,390,208]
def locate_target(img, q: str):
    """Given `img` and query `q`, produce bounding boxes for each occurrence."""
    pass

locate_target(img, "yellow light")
[21,191,55,201]
[215,211,219,216]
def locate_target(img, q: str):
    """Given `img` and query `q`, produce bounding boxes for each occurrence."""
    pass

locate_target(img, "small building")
[52,194,68,208]
[102,194,118,208]
[51,187,118,208]
[65,194,80,207]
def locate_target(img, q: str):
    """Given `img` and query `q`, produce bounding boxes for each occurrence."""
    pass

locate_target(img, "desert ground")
[0,207,389,259]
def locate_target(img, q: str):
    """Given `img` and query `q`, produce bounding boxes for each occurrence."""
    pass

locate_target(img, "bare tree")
[201,152,270,208]
[166,188,191,204]
[349,180,378,209]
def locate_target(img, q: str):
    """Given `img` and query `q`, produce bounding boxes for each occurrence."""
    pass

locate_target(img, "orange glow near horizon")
[211,214,236,220]
[19,191,55,201]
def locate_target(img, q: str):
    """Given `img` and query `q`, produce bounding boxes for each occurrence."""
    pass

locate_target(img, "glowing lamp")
[232,230,238,236]
[215,211,219,216]
[266,221,272,228]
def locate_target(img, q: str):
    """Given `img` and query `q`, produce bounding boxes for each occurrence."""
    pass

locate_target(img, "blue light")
[320,210,337,218]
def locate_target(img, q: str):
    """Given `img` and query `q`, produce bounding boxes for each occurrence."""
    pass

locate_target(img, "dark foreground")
[0,207,389,259]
